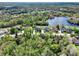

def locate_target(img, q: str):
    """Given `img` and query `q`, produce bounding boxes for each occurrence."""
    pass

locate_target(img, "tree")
[2,35,14,42]
[1,41,17,56]
[23,27,33,39]
[10,27,18,34]
[56,25,60,30]
[17,20,23,24]
[50,44,61,55]
[66,44,77,56]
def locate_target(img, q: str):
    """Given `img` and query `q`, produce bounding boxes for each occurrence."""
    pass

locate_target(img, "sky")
[0,0,78,2]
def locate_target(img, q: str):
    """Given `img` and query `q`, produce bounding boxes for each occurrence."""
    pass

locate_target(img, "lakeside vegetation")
[68,18,79,25]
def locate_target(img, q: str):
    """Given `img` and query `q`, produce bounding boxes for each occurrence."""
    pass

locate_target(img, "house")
[0,29,9,39]
[61,28,73,33]
[69,37,79,45]
[44,27,50,32]
[75,36,79,39]
[0,29,9,35]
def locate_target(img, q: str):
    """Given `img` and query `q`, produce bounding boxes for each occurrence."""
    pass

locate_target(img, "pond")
[48,17,79,27]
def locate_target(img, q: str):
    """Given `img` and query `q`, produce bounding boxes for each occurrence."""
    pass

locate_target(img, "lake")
[48,17,79,27]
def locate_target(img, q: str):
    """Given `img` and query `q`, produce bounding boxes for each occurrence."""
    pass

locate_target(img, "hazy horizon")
[0,2,79,7]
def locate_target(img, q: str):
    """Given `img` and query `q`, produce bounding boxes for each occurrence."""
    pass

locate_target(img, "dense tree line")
[0,27,79,56]
[0,7,79,56]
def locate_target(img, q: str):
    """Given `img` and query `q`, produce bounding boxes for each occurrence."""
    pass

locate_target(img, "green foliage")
[2,35,14,42]
[10,28,18,34]
[0,7,79,56]
[66,44,77,56]
[2,42,17,56]
[23,27,33,39]
[56,25,60,30]
[50,44,61,54]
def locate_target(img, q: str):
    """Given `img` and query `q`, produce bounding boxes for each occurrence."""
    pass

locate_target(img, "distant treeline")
[0,2,79,7]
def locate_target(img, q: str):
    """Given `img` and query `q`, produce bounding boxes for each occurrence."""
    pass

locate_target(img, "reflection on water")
[48,17,79,27]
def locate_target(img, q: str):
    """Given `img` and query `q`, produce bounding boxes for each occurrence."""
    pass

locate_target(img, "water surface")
[48,17,79,27]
